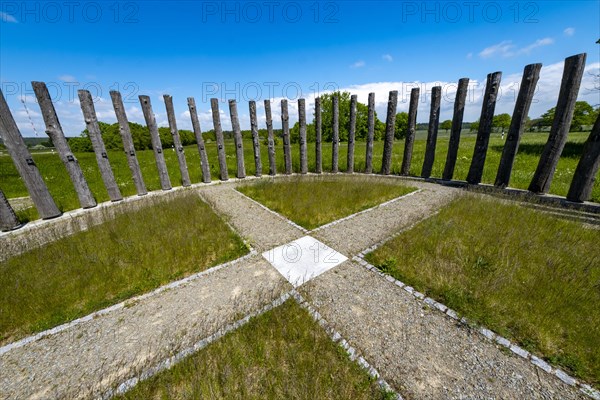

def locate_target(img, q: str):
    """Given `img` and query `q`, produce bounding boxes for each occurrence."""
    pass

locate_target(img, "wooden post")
[298,98,308,174]
[495,64,542,188]
[249,100,262,177]
[567,114,600,202]
[0,90,61,219]
[110,90,148,196]
[264,99,276,176]
[187,97,211,183]
[421,86,442,178]
[365,92,375,174]
[164,95,191,186]
[315,97,322,174]
[78,90,123,202]
[228,99,246,179]
[529,53,587,194]
[401,88,420,175]
[281,99,292,174]
[0,189,21,231]
[332,95,339,173]
[140,95,172,189]
[442,78,469,180]
[32,81,97,207]
[466,71,502,184]
[381,90,398,175]
[347,94,357,173]
[210,98,229,181]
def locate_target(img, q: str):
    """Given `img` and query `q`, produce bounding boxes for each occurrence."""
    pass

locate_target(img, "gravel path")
[300,259,587,399]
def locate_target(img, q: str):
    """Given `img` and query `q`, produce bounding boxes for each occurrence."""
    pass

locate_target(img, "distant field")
[0,131,598,220]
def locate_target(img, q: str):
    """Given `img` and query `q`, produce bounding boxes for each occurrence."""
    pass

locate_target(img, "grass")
[1,131,598,221]
[116,299,394,400]
[0,192,249,345]
[365,195,600,387]
[237,176,416,230]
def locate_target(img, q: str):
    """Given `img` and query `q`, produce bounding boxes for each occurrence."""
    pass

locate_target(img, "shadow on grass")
[490,142,585,159]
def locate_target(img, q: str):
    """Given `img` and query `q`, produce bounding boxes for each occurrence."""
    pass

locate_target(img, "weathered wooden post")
[401,88,420,175]
[78,90,123,202]
[494,64,541,188]
[347,94,357,173]
[529,53,587,194]
[0,189,21,231]
[164,95,191,186]
[228,99,246,179]
[32,81,97,207]
[281,99,292,174]
[466,71,502,184]
[187,97,211,183]
[110,90,148,196]
[421,86,442,178]
[365,92,375,174]
[315,97,323,174]
[381,90,398,175]
[0,90,61,219]
[332,95,340,173]
[140,95,172,189]
[298,98,308,174]
[210,98,229,181]
[567,114,600,202]
[264,99,276,175]
[442,78,469,180]
[248,100,262,177]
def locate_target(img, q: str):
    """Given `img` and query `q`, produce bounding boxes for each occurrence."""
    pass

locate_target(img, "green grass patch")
[0,192,248,345]
[365,195,600,387]
[237,176,416,230]
[2,132,598,221]
[117,299,394,400]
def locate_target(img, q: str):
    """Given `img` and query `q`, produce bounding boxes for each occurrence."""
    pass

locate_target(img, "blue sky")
[1,0,599,135]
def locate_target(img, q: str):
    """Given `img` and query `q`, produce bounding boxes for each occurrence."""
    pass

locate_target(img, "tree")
[541,101,598,131]
[469,120,479,132]
[492,113,511,132]
[394,112,409,139]
[440,119,452,133]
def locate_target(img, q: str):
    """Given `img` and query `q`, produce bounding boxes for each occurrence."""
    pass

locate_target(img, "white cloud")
[564,27,575,36]
[382,54,393,62]
[0,12,18,23]
[350,60,366,68]
[59,75,77,83]
[479,38,554,59]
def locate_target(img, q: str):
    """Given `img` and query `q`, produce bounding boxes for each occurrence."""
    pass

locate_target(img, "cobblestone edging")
[352,251,600,400]
[0,250,257,357]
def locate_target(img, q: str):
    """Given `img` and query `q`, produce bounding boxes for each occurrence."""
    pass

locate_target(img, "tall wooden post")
[421,86,442,178]
[347,94,357,173]
[331,95,339,173]
[210,98,229,181]
[529,53,587,194]
[140,95,172,190]
[0,189,22,231]
[442,78,469,180]
[381,90,398,175]
[495,64,542,188]
[264,99,276,176]
[401,88,420,175]
[249,100,262,177]
[32,81,97,207]
[78,90,122,202]
[164,95,191,186]
[315,97,323,174]
[365,92,375,174]
[187,97,212,183]
[567,114,600,202]
[110,90,147,196]
[466,71,502,184]
[298,98,308,174]
[281,99,292,174]
[228,99,246,179]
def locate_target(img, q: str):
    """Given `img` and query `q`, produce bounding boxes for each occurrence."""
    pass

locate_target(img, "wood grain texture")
[140,95,172,190]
